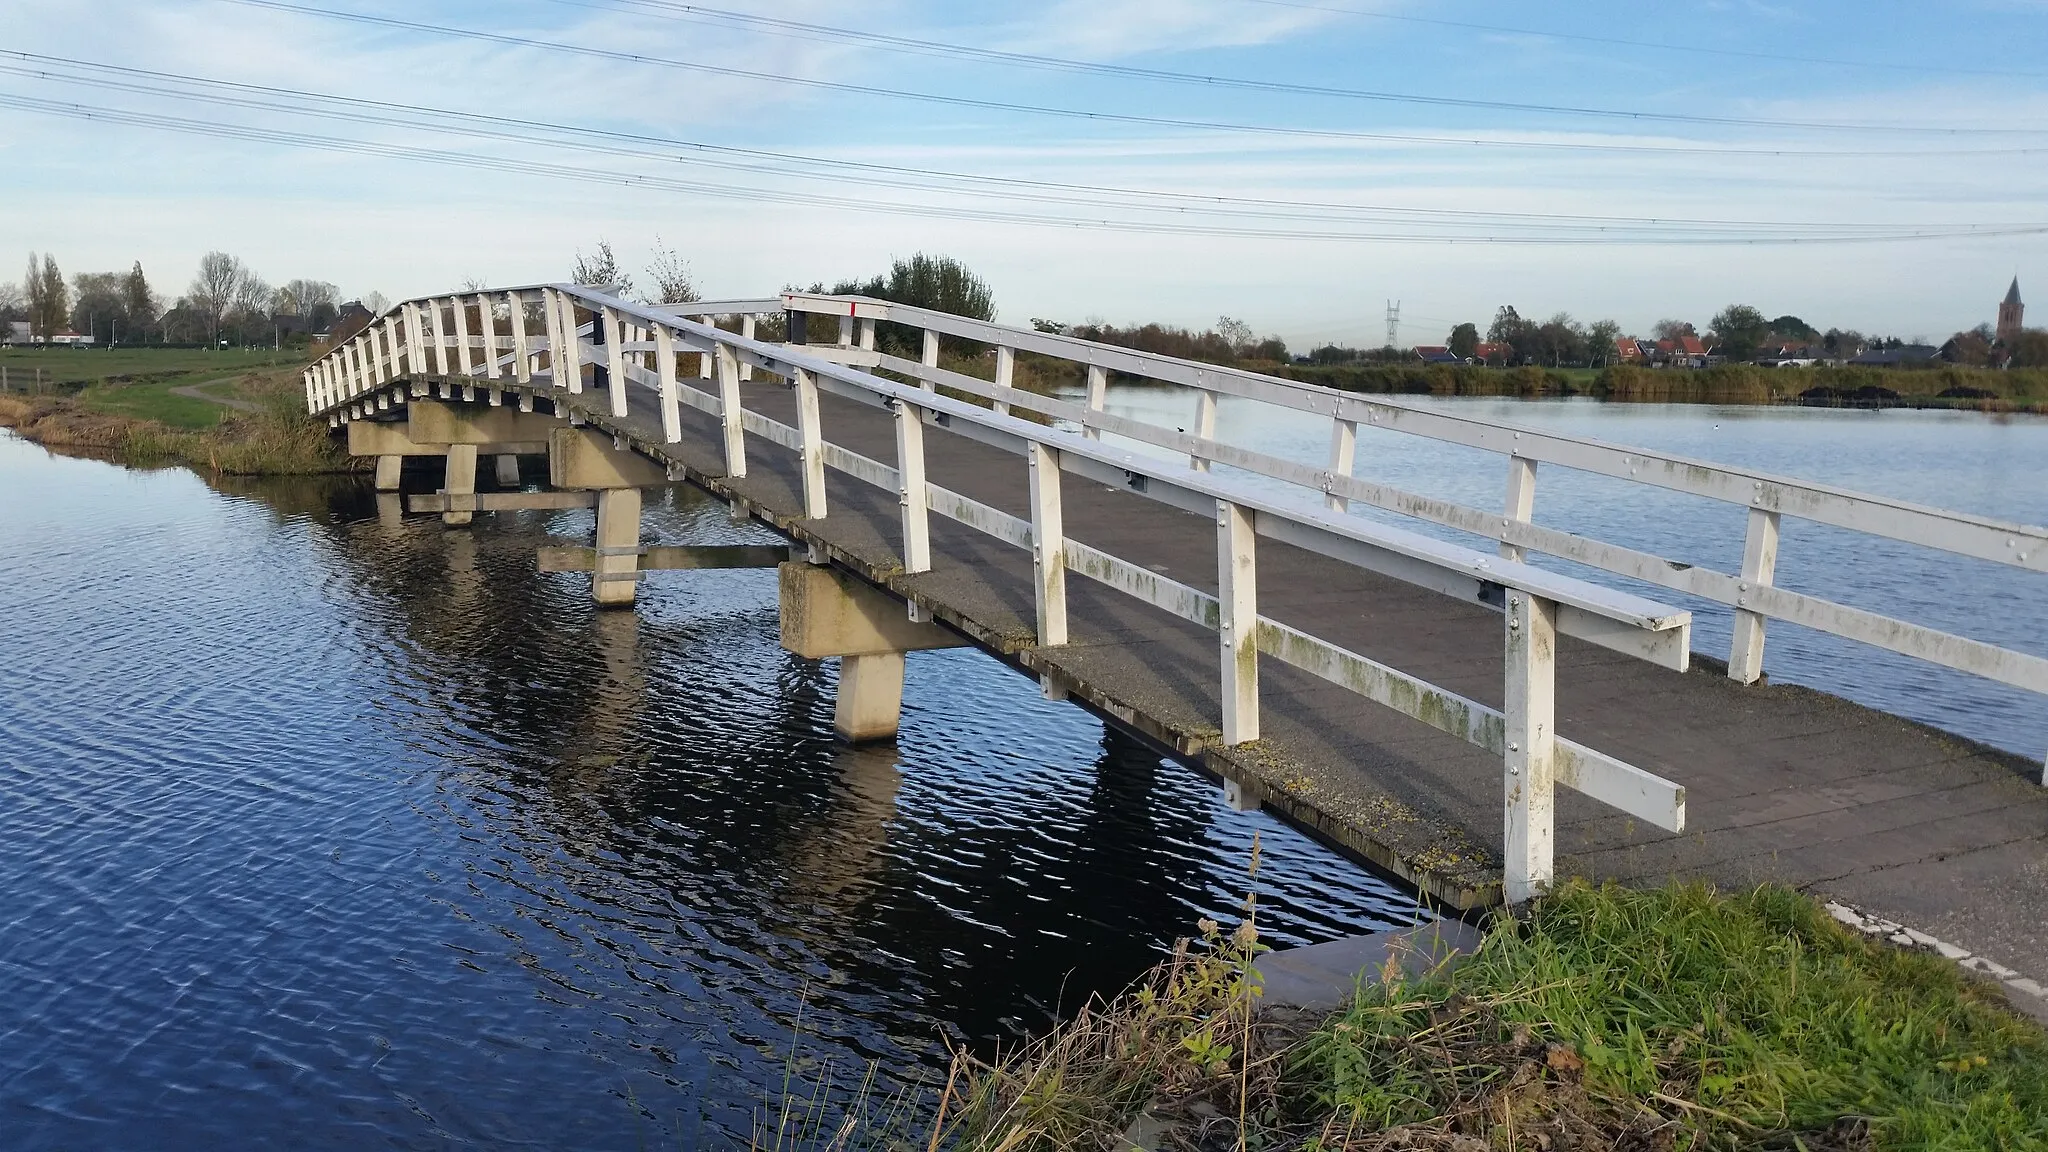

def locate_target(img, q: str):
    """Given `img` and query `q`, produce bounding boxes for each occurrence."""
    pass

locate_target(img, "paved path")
[168,376,261,413]
[424,373,2048,1011]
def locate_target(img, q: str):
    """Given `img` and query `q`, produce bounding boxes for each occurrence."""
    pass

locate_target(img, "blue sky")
[2,0,2044,347]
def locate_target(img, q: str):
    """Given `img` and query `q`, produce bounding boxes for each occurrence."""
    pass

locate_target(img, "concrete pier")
[778,562,965,742]
[592,487,641,608]
[441,444,478,526]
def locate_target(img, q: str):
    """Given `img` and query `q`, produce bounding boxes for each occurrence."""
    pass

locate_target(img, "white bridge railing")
[306,284,1706,905]
[686,293,2048,776]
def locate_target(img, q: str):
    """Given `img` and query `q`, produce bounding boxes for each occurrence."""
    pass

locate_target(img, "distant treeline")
[1266,361,2048,410]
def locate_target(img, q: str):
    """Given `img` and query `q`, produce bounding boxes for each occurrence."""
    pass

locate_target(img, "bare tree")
[571,239,632,297]
[644,236,699,304]
[362,290,390,315]
[276,278,338,317]
[190,251,250,346]
[1651,318,1697,341]
[0,279,22,318]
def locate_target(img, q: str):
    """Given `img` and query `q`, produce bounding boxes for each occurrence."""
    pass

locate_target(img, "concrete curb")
[1824,900,2048,1024]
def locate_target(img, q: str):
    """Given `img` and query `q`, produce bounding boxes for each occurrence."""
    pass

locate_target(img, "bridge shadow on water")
[195,468,1421,1144]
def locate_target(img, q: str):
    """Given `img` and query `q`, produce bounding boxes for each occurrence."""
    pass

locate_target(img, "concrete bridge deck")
[307,286,2048,1011]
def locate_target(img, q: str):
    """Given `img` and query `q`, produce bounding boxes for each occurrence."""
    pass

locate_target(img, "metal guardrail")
[306,285,1703,902]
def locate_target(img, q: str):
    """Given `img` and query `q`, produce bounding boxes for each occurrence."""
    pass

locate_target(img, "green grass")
[925,878,2047,1151]
[0,345,303,385]
[1296,881,2048,1150]
[0,346,310,429]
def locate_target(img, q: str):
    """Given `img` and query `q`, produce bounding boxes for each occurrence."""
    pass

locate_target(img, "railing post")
[380,315,400,382]
[541,289,566,388]
[1499,455,1538,561]
[858,317,876,352]
[348,339,367,397]
[507,292,531,383]
[894,397,930,573]
[919,328,940,393]
[1503,590,1558,904]
[476,294,500,379]
[653,324,683,443]
[1191,389,1217,471]
[401,301,424,374]
[993,344,1015,416]
[1028,442,1067,646]
[837,314,854,347]
[426,298,450,377]
[452,295,475,377]
[1326,418,1357,512]
[794,367,827,518]
[1083,364,1107,440]
[740,314,756,380]
[715,342,747,477]
[1729,507,1781,683]
[1217,499,1259,745]
[364,323,385,385]
[555,291,584,393]
[600,305,627,418]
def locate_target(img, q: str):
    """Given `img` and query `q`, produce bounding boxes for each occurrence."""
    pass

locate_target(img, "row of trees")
[0,251,378,347]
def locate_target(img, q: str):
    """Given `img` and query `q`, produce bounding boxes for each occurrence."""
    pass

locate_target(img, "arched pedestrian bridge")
[304,284,2048,994]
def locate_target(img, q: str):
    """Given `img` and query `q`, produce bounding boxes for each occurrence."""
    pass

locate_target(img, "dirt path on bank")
[168,376,262,413]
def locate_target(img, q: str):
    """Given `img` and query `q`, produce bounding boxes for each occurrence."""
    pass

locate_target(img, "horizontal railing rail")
[306,284,1707,902]
[745,294,2048,719]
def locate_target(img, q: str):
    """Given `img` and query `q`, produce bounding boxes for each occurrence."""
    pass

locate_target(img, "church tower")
[1997,277,2024,345]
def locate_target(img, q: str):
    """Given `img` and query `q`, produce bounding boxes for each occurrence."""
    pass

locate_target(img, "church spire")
[2006,276,2023,306]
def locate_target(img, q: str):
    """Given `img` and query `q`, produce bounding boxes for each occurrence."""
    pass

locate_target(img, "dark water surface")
[1077,391,2048,761]
[0,435,1419,1149]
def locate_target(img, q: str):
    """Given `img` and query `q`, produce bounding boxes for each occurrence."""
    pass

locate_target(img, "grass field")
[0,347,310,429]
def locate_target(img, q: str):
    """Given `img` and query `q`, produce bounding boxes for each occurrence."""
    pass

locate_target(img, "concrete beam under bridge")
[407,399,562,446]
[778,562,967,743]
[345,419,546,459]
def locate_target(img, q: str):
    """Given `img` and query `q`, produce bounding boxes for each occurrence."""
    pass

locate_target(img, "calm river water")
[2,397,2042,1148]
[0,434,1416,1150]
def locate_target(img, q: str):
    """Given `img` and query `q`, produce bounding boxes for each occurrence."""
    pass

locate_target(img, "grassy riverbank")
[903,880,2046,1151]
[0,348,352,474]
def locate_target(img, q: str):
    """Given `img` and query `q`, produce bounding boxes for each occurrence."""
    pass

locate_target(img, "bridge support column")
[441,444,478,526]
[495,454,521,487]
[593,487,642,608]
[837,653,907,744]
[549,426,667,609]
[779,563,966,743]
[374,454,402,491]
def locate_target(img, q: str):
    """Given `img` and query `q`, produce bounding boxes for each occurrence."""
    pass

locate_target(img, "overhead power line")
[7,51,2043,243]
[8,50,2037,165]
[551,0,2048,107]
[217,0,2047,138]
[7,89,2044,247]
[1237,0,2048,82]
